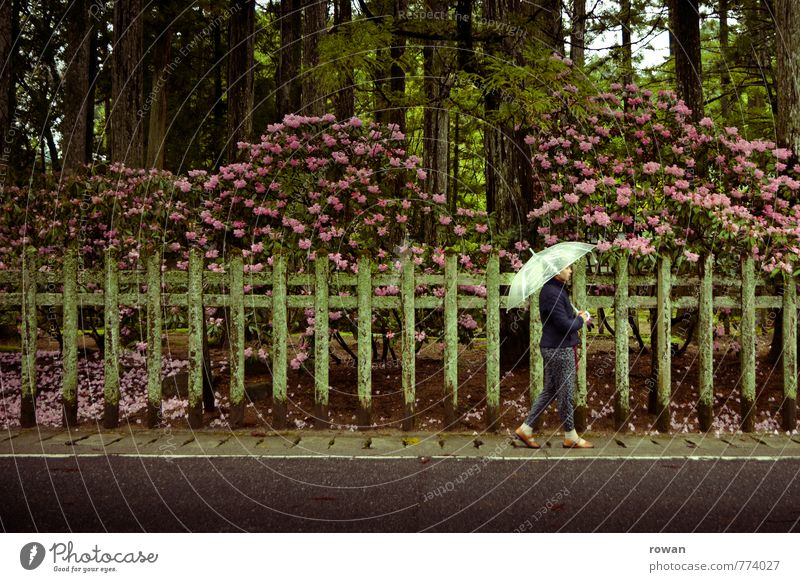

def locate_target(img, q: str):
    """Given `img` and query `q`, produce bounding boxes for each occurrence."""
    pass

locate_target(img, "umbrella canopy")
[505,242,596,311]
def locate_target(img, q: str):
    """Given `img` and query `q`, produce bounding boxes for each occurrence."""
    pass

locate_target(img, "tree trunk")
[332,0,354,120]
[276,0,302,119]
[388,0,408,133]
[455,0,475,72]
[776,0,800,160]
[111,0,144,166]
[0,0,14,175]
[227,0,255,162]
[146,23,172,169]
[620,0,633,86]
[450,112,459,215]
[483,0,547,368]
[718,0,731,123]
[62,0,91,173]
[483,0,534,235]
[670,0,703,120]
[537,0,563,54]
[302,0,327,116]
[421,0,451,244]
[767,0,800,364]
[86,15,98,161]
[213,9,225,164]
[570,0,586,67]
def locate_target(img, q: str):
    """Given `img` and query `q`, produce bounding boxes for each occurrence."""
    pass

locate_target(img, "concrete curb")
[2,428,800,459]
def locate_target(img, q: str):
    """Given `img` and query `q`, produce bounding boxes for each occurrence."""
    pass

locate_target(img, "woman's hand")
[578,310,591,323]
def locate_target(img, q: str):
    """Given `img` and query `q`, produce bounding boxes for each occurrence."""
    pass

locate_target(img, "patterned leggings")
[524,347,576,431]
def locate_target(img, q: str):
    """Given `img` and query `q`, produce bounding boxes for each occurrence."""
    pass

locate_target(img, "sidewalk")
[3,428,800,459]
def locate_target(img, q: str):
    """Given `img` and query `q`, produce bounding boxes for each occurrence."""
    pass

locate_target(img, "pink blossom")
[642,161,660,175]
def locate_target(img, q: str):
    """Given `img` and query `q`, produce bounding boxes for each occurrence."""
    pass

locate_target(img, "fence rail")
[0,247,797,432]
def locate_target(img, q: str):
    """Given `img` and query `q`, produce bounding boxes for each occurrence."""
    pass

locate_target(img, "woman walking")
[514,262,594,449]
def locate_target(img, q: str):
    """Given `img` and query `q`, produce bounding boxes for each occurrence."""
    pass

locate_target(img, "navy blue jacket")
[539,278,583,348]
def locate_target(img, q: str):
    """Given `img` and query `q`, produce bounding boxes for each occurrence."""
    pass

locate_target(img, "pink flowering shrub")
[525,80,800,275]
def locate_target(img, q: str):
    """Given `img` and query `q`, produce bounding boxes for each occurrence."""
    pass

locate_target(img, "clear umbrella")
[505,242,596,311]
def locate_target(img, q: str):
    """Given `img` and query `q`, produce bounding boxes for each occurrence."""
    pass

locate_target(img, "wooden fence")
[0,247,797,432]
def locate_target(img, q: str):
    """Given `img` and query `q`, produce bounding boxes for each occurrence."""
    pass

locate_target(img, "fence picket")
[272,252,288,429]
[20,247,37,427]
[486,253,500,430]
[314,255,330,427]
[444,253,458,425]
[401,252,415,431]
[62,244,78,427]
[782,276,797,431]
[656,255,672,432]
[614,253,629,430]
[698,254,714,431]
[572,257,588,431]
[103,248,121,429]
[187,247,204,428]
[357,255,372,427]
[529,290,543,430]
[740,257,756,432]
[229,249,245,427]
[146,250,163,428]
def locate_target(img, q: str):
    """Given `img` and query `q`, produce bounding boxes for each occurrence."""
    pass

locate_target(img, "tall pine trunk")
[276,0,302,119]
[421,0,451,244]
[332,0,354,120]
[86,15,98,161]
[302,0,327,116]
[767,0,800,376]
[388,0,408,134]
[0,0,13,176]
[570,0,586,67]
[776,0,800,160]
[226,0,255,162]
[62,0,91,173]
[111,0,144,166]
[718,0,731,123]
[671,0,703,120]
[146,22,172,169]
[620,0,633,86]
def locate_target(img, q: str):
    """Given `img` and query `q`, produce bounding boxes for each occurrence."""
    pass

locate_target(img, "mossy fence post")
[443,252,458,426]
[572,256,588,432]
[103,246,121,429]
[614,252,629,430]
[740,257,756,432]
[62,243,79,427]
[697,253,714,431]
[485,252,500,430]
[314,254,330,428]
[357,255,372,427]
[20,246,38,427]
[782,274,797,431]
[228,247,245,427]
[271,251,288,430]
[655,255,672,433]
[528,290,543,430]
[187,246,204,428]
[401,251,415,431]
[146,248,163,428]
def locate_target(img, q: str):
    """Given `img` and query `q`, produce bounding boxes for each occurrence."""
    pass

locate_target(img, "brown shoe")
[514,427,541,449]
[563,438,594,449]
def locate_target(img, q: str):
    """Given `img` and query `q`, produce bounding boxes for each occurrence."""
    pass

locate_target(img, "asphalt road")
[2,456,799,532]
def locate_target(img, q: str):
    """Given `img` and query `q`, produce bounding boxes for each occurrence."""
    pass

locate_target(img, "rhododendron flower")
[642,161,660,174]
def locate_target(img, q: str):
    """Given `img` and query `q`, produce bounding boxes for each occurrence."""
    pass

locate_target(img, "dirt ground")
[24,329,790,434]
[172,332,790,434]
